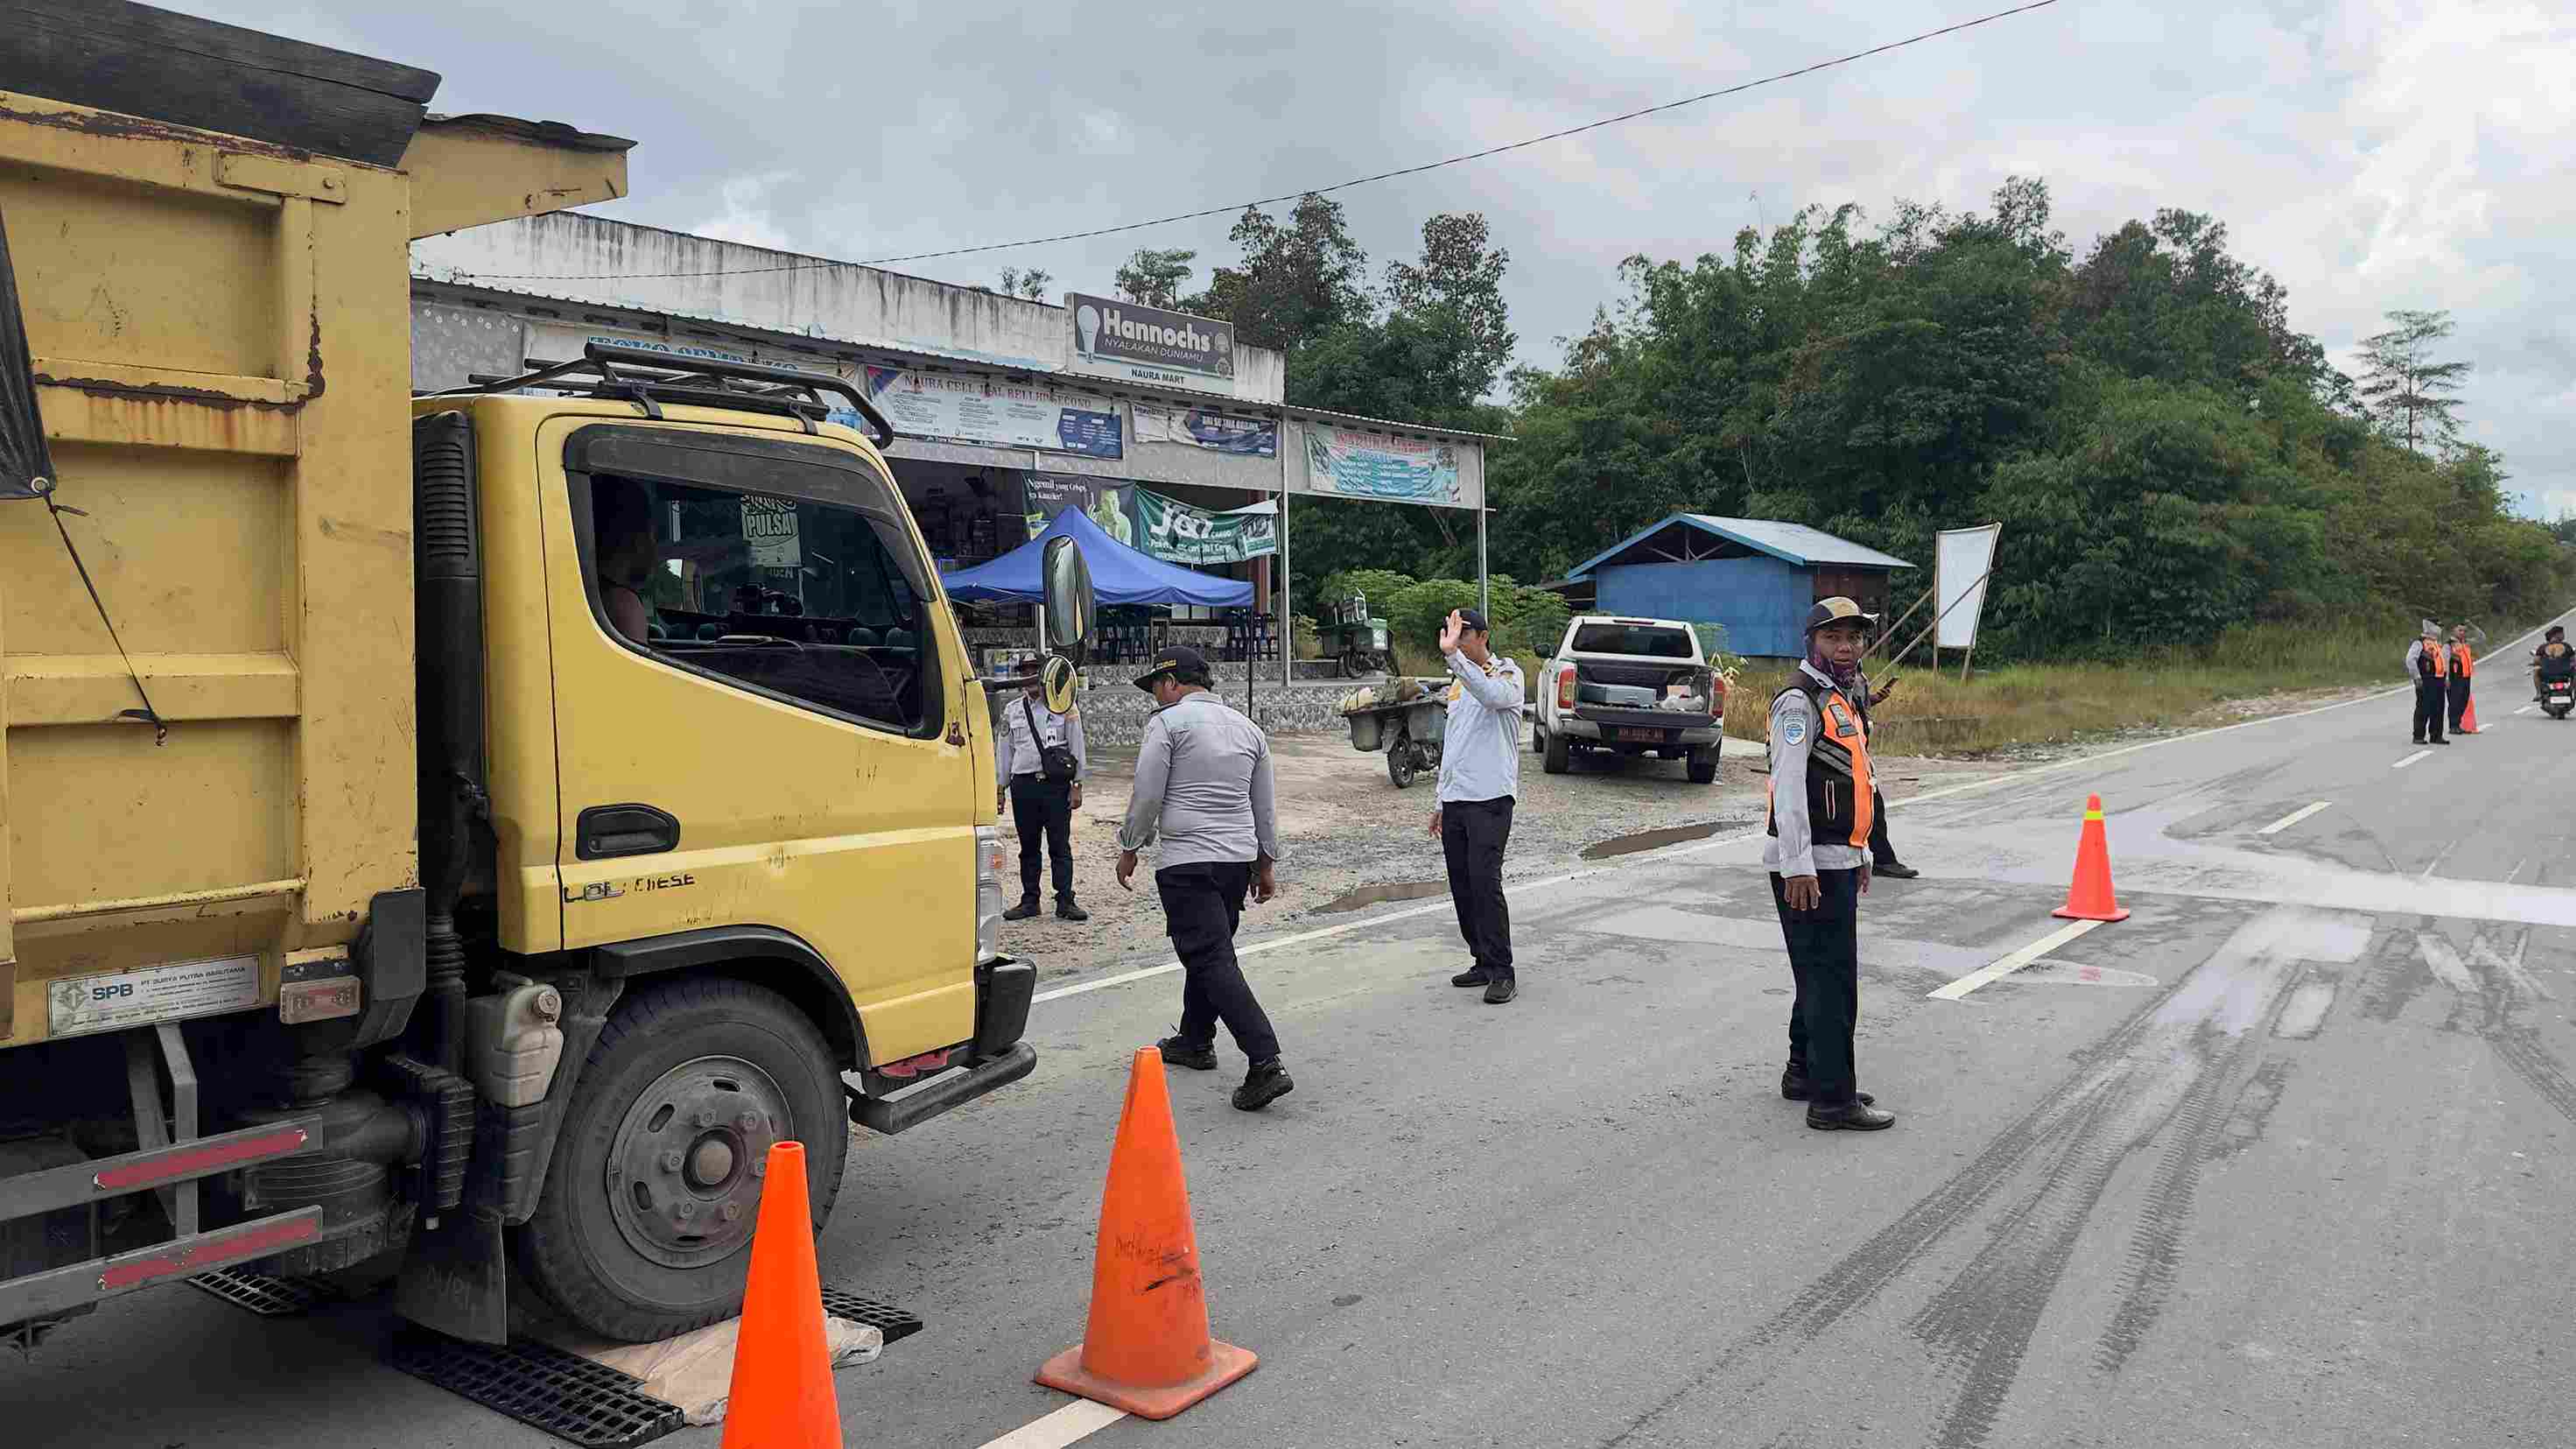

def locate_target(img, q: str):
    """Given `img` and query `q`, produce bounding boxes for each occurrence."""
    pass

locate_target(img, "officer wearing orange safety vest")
[2445,623,2476,735]
[2405,622,2450,746]
[1764,597,1893,1131]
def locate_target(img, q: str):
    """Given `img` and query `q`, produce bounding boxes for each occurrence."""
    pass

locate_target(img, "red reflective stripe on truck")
[96,1212,320,1291]
[92,1127,309,1192]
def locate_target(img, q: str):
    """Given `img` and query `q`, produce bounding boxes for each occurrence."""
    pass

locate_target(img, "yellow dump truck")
[0,4,1084,1348]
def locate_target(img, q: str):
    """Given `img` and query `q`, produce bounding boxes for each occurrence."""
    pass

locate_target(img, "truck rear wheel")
[1541,727,1570,774]
[514,977,849,1342]
[1687,742,1720,784]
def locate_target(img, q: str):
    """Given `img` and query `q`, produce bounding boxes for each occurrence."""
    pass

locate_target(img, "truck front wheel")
[514,977,849,1342]
[1541,727,1570,774]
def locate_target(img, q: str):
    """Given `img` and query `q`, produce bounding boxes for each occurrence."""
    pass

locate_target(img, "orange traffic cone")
[1035,1047,1257,1420]
[720,1142,841,1449]
[2460,694,2480,734]
[2052,793,2130,923]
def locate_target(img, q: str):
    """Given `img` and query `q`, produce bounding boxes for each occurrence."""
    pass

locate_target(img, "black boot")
[1872,861,1920,880]
[1482,974,1518,1005]
[1056,897,1090,922]
[1806,1101,1896,1130]
[1002,898,1042,922]
[1449,967,1491,988]
[1233,1059,1294,1111]
[1156,1035,1218,1071]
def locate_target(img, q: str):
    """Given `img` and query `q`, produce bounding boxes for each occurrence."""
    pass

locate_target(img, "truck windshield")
[1572,624,1695,658]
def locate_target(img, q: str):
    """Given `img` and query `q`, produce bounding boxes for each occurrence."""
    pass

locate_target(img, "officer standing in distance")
[1433,608,1527,1004]
[1120,646,1295,1112]
[2446,623,2476,735]
[1766,598,1892,1131]
[2405,623,2450,746]
[994,655,1089,921]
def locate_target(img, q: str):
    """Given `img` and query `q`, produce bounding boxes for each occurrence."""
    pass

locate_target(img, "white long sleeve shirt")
[994,690,1087,788]
[1435,648,1525,805]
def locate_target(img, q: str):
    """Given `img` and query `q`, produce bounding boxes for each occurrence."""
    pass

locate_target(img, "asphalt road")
[9,620,2572,1449]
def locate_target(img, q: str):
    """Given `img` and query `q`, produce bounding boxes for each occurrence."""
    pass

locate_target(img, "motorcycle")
[2544,669,2573,721]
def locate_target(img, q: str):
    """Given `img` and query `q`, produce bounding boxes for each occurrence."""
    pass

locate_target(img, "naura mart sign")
[1066,292,1237,393]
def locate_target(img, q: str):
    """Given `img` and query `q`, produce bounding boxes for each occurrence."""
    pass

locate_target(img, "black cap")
[1805,596,1878,634]
[1014,654,1046,678]
[1455,608,1492,634]
[1134,644,1210,692]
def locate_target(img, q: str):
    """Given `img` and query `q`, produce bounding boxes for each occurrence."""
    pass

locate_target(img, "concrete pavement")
[5,621,2571,1448]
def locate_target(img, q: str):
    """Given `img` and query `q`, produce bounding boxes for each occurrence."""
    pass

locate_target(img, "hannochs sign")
[1066,292,1237,393]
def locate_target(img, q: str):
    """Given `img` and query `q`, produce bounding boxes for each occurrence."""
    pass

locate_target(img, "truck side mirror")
[1040,535,1094,668]
[1040,655,1078,714]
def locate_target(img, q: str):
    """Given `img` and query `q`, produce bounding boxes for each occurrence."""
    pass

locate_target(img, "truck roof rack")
[424,342,898,447]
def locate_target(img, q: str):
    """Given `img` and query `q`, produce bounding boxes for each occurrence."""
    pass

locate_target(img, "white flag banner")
[1934,524,2003,650]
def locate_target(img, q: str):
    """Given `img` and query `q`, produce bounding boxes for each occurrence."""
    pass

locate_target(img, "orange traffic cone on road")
[1035,1047,1257,1420]
[720,1142,840,1449]
[2460,695,2481,734]
[2052,793,2131,923]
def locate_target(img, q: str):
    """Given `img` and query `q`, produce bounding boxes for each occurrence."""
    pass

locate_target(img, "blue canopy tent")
[939,503,1253,608]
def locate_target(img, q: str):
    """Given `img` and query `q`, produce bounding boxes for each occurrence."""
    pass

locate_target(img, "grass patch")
[1721,614,2566,756]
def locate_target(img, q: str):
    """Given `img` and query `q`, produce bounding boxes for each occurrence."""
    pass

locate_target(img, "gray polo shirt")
[1119,690,1281,869]
[1435,648,1525,805]
[1762,662,1867,878]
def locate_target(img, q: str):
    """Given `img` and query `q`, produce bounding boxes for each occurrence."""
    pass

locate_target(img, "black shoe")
[1781,1074,1875,1105]
[1156,1035,1218,1071]
[1483,974,1518,1005]
[1450,967,1492,988]
[1233,1060,1294,1111]
[1056,899,1090,922]
[2430,738,2452,745]
[1806,1101,1896,1130]
[1873,861,1920,880]
[1002,899,1042,922]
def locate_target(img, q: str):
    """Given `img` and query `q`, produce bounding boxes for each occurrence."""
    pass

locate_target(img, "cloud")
[144,0,2576,513]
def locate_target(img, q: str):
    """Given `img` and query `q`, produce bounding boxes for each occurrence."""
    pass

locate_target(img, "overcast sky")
[189,0,2572,517]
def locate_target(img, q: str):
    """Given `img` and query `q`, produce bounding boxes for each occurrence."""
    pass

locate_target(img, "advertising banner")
[863,366,1121,459]
[1066,292,1237,394]
[1021,474,1140,552]
[1133,401,1277,457]
[1934,524,2003,650]
[1134,488,1275,564]
[1302,426,1466,509]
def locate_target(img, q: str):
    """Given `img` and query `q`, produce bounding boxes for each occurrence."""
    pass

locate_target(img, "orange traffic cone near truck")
[720,1142,841,1449]
[2460,695,2481,734]
[2052,793,2130,923]
[1035,1046,1257,1419]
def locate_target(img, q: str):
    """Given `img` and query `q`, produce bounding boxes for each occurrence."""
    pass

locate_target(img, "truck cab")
[1534,616,1725,783]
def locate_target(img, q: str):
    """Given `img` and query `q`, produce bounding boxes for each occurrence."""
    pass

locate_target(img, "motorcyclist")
[2537,625,2575,701]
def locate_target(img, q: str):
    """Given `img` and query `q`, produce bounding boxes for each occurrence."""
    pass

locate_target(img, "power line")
[449,0,2062,285]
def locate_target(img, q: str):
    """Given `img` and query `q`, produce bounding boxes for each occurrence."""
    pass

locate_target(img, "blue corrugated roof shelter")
[1550,514,1916,658]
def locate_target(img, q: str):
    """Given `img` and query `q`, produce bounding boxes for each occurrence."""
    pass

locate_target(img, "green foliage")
[1315,568,1417,613]
[1380,575,1565,660]
[1113,248,1196,308]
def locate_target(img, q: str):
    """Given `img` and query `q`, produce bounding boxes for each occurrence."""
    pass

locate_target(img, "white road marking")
[1928,918,2105,1000]
[1029,610,2576,1009]
[2393,749,2432,770]
[2516,705,2537,716]
[2421,838,2461,879]
[975,1400,1127,1449]
[2418,935,2477,994]
[2256,800,2334,835]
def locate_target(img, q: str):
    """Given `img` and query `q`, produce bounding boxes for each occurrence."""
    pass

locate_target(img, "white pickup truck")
[1534,616,1727,783]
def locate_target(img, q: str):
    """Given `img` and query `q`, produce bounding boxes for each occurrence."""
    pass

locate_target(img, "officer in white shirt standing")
[995,655,1090,921]
[1430,608,1527,1004]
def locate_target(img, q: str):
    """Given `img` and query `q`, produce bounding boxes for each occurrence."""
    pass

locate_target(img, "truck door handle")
[577,804,681,860]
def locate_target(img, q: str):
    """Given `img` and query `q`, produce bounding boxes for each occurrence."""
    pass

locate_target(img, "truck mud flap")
[848,1040,1036,1136]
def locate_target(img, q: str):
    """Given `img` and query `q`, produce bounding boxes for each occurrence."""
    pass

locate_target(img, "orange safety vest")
[2418,643,2446,681]
[2451,643,2473,678]
[1765,678,1875,851]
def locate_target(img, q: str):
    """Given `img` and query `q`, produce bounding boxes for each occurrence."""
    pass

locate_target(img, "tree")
[995,265,1052,302]
[1190,194,1371,354]
[2355,308,2471,455]
[1113,248,1196,308]
[1382,213,1518,402]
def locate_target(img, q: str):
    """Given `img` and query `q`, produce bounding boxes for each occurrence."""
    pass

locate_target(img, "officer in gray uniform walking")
[1120,646,1295,1112]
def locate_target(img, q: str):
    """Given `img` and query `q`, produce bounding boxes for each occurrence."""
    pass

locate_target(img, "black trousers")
[1868,787,1900,868]
[1009,775,1074,903]
[2447,675,2472,732]
[1441,796,1515,976]
[2412,679,2447,742]
[1772,869,1863,1106]
[1157,862,1281,1064]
